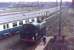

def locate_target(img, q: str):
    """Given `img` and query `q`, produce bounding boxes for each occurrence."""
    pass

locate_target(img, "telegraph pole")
[72,0,74,8]
[56,0,58,6]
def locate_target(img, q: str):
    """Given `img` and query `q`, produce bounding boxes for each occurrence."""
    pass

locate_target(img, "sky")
[0,0,72,2]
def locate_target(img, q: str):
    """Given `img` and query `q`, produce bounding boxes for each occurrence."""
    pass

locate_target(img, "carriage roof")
[0,7,59,25]
[0,8,43,25]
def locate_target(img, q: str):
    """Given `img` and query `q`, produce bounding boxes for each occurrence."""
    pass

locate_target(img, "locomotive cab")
[32,21,47,37]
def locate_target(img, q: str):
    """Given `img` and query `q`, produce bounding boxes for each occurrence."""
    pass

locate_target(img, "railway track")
[8,39,42,50]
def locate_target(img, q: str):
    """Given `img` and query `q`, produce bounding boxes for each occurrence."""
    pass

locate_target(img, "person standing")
[43,36,46,45]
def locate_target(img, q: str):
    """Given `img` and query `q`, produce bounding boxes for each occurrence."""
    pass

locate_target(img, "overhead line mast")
[58,0,62,36]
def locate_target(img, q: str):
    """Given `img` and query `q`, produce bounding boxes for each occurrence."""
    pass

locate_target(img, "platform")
[35,36,53,50]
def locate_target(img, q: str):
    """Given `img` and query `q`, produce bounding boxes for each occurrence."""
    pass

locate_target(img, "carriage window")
[13,22,17,27]
[3,25,5,29]
[19,21,23,25]
[32,19,34,22]
[3,24,9,29]
[29,19,34,23]
[25,19,29,23]
[7,24,9,28]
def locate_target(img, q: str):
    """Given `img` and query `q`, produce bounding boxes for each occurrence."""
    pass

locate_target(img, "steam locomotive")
[20,21,46,44]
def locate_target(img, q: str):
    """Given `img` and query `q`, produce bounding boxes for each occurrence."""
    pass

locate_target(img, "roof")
[0,8,40,16]
[0,7,59,25]
[0,12,42,24]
